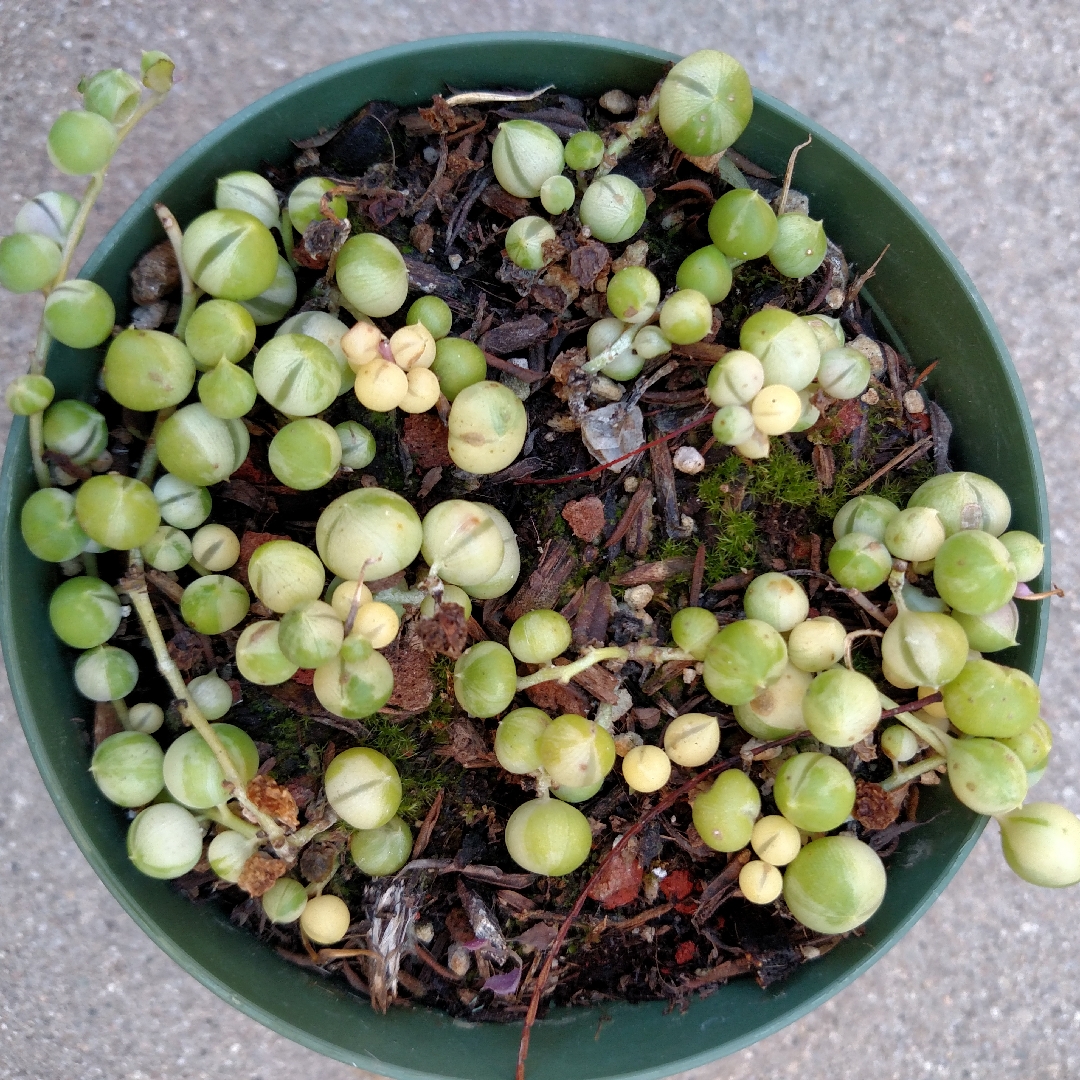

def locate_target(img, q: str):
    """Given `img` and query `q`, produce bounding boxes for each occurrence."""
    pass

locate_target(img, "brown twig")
[846,245,890,305]
[411,789,444,860]
[849,436,934,495]
[777,135,812,215]
[520,411,716,486]
[515,731,806,1080]
[689,544,706,607]
[879,692,943,720]
[414,941,462,982]
[825,583,892,627]
[605,479,654,551]
[484,350,547,383]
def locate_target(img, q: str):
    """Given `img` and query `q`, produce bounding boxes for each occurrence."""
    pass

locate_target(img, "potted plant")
[0,33,1058,1080]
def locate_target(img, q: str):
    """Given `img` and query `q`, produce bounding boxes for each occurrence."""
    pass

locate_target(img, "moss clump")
[704,507,760,583]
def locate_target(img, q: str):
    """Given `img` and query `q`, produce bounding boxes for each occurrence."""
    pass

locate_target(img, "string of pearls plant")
[3,44,1077,972]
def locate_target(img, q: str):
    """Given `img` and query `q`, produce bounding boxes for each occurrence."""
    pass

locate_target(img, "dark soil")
[80,77,948,1021]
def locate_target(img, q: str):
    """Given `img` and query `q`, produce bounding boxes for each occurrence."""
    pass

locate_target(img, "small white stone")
[623,475,640,493]
[414,921,434,945]
[624,584,654,611]
[850,334,885,375]
[448,253,462,270]
[904,389,926,414]
[825,287,846,310]
[672,446,705,474]
[599,88,635,114]
[861,387,880,405]
[448,944,472,977]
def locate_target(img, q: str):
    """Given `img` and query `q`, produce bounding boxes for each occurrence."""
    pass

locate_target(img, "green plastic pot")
[0,32,1049,1080]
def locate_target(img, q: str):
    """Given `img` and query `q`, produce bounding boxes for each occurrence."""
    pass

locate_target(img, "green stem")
[111,698,130,726]
[122,556,285,845]
[82,551,99,578]
[581,323,639,375]
[374,587,426,607]
[881,754,947,792]
[624,643,698,666]
[152,203,195,341]
[289,812,340,850]
[844,628,883,671]
[280,207,297,270]
[881,693,953,759]
[134,407,173,484]
[114,90,169,142]
[595,85,662,178]
[46,172,106,304]
[28,410,50,487]
[205,802,261,839]
[187,557,212,577]
[515,646,628,691]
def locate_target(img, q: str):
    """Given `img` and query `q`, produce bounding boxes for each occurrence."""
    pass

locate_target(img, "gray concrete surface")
[2,2,1079,1078]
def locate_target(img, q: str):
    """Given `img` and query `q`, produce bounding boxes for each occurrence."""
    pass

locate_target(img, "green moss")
[704,507,760,583]
[748,444,820,507]
[698,454,743,518]
[399,772,453,824]
[365,714,421,762]
[658,538,694,561]
[849,646,880,679]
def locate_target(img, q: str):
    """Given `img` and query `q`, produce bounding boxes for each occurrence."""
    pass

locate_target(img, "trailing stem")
[881,754,947,792]
[25,87,170,489]
[133,406,174,484]
[580,323,640,375]
[153,203,198,340]
[515,646,628,691]
[595,84,663,178]
[120,554,286,846]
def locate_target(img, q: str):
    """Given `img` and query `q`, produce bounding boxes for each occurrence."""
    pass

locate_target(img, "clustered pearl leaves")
[4,45,1078,973]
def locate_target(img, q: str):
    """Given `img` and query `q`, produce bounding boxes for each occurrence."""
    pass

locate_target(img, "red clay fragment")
[561,496,606,542]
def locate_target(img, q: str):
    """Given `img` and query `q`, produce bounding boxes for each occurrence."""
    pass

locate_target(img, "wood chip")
[613,557,696,585]
[382,635,435,713]
[693,849,752,924]
[411,789,444,860]
[480,314,549,356]
[568,241,611,290]
[605,478,653,553]
[690,544,706,607]
[524,677,590,716]
[571,661,622,705]
[572,578,612,647]
[505,539,575,622]
[678,956,755,992]
[479,185,533,219]
[650,436,692,539]
[438,719,498,769]
[93,700,123,747]
[587,837,642,910]
[130,240,180,305]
